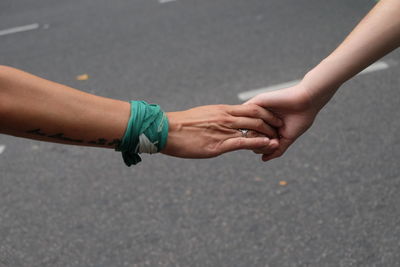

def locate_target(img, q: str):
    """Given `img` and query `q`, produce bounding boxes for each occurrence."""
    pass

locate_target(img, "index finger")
[228,104,283,128]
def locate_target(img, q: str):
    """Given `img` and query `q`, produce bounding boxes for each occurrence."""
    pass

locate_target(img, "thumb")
[244,88,294,109]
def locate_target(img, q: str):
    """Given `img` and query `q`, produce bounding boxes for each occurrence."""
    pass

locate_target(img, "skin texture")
[0,66,280,160]
[247,0,400,161]
[163,104,281,158]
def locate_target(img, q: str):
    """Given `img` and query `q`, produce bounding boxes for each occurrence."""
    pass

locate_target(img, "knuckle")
[205,143,220,156]
[250,106,260,117]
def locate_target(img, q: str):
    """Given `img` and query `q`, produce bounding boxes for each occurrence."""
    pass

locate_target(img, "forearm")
[302,0,400,110]
[0,66,280,163]
[0,66,130,148]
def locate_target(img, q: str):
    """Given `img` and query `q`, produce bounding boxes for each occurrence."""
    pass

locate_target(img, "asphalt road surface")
[1,0,400,266]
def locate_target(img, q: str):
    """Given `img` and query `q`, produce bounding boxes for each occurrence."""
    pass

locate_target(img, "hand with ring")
[161,104,282,159]
[238,128,249,138]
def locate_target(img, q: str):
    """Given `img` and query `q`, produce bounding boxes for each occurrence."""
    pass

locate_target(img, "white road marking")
[0,23,40,37]
[358,60,389,75]
[238,61,391,101]
[159,0,176,3]
[0,145,5,154]
[238,80,300,102]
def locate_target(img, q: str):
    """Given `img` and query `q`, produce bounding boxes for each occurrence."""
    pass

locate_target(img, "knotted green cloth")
[116,100,169,166]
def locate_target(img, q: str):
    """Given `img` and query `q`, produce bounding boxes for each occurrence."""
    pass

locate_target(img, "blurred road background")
[1,0,400,266]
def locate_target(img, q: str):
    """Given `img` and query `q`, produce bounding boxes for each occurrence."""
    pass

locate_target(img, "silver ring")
[238,129,249,138]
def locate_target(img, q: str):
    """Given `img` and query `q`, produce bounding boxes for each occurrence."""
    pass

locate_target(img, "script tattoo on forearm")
[27,128,83,143]
[27,128,121,147]
[88,138,121,147]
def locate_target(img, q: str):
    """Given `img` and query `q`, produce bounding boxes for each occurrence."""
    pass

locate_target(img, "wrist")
[301,59,343,111]
[160,112,180,155]
[116,101,169,166]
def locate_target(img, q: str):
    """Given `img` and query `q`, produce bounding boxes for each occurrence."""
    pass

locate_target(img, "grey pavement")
[1,0,400,266]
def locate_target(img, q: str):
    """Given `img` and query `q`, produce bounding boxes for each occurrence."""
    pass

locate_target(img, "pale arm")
[247,0,400,161]
[304,0,400,110]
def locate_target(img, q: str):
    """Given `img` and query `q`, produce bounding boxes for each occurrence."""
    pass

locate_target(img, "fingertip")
[269,139,279,148]
[256,137,270,148]
[247,137,271,150]
[262,154,274,161]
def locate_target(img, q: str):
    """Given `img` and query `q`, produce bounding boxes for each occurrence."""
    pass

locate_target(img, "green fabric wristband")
[116,100,169,166]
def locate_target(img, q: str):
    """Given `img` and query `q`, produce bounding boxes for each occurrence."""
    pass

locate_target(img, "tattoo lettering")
[27,128,121,147]
[88,138,107,145]
[27,128,46,136]
[107,139,121,147]
[87,138,121,147]
[47,133,84,143]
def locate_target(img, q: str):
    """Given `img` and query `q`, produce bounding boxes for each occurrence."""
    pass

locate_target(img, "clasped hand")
[245,83,320,161]
[161,104,282,158]
[161,82,323,161]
